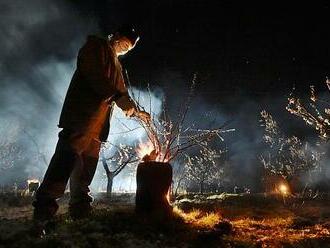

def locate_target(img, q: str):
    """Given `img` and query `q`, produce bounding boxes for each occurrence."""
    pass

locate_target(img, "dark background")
[68,1,330,95]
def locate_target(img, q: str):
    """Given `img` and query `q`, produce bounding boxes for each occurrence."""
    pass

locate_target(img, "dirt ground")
[0,193,329,248]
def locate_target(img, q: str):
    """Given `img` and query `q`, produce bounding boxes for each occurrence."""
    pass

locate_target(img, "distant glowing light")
[278,183,289,195]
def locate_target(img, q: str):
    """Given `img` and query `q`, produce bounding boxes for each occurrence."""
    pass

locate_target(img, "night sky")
[71,1,330,95]
[1,1,329,189]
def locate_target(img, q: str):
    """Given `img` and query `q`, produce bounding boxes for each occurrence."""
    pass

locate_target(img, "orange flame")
[278,183,290,195]
[135,140,171,162]
[136,141,155,160]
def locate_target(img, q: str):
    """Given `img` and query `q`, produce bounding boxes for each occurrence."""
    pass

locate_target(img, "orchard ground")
[0,192,329,248]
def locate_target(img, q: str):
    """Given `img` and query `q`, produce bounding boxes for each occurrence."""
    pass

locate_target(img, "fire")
[136,141,155,159]
[136,140,161,162]
[278,183,289,195]
[27,179,40,185]
[27,178,40,194]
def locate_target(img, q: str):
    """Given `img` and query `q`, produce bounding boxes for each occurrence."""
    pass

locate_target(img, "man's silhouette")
[33,27,150,232]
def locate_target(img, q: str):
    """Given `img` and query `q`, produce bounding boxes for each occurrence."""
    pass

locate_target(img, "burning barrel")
[27,179,40,194]
[135,161,172,217]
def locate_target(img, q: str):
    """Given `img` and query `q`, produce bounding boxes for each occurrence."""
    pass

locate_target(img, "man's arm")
[115,92,137,117]
[78,37,150,122]
[114,71,150,122]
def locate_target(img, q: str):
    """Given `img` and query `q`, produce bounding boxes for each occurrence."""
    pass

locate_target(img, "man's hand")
[136,110,151,124]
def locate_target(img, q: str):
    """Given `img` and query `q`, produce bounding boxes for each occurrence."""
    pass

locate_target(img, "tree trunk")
[200,181,205,194]
[174,177,184,196]
[135,162,172,217]
[106,174,114,197]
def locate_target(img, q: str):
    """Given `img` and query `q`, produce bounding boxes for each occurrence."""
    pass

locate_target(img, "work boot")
[69,202,93,220]
[31,199,59,237]
[31,219,56,238]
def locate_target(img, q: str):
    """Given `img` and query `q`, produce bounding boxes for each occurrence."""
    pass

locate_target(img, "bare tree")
[0,122,23,173]
[172,160,187,196]
[185,145,224,193]
[23,129,49,167]
[0,139,23,173]
[116,73,233,200]
[126,73,234,163]
[287,79,330,140]
[101,144,138,197]
[259,110,322,186]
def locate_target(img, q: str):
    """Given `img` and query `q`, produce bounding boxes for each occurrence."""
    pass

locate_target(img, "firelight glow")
[166,190,171,203]
[136,140,156,160]
[279,184,289,195]
[27,179,40,185]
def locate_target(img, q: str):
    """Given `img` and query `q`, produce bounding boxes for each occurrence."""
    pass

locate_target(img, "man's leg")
[69,138,100,219]
[33,130,78,221]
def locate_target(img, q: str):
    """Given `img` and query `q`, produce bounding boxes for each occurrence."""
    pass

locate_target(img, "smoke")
[0,0,95,185]
[0,0,164,191]
[151,71,330,191]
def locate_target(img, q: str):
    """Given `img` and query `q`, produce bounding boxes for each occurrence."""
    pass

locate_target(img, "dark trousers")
[33,129,101,220]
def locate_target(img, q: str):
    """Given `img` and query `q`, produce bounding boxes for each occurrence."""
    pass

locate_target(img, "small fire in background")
[278,183,289,195]
[27,179,40,194]
[276,182,291,202]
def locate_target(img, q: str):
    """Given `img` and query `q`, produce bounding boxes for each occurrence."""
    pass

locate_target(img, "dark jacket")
[58,35,134,141]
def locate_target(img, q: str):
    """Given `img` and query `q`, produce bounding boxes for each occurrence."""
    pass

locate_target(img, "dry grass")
[175,193,330,247]
[173,207,221,229]
[231,217,330,247]
[1,193,330,247]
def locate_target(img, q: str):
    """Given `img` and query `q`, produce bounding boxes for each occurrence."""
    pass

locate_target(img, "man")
[33,27,150,230]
